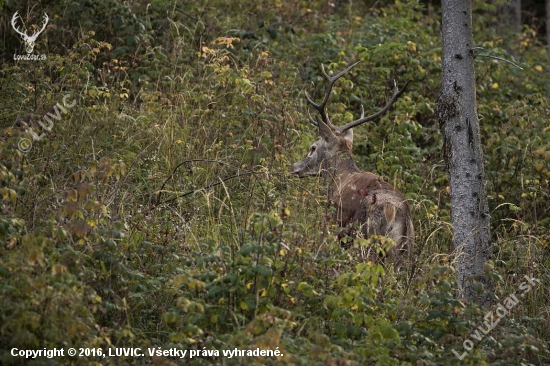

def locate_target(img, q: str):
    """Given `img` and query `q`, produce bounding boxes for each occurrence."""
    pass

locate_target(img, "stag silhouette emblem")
[11,11,49,54]
[290,62,414,268]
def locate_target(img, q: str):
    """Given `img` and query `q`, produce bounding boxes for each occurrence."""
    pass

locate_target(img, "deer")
[290,61,414,269]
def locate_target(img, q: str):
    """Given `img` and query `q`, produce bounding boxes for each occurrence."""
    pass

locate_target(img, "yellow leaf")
[64,202,78,217]
[259,71,272,79]
[213,36,240,49]
[492,83,498,89]
[119,161,127,176]
[173,274,187,286]
[534,65,543,72]
[240,301,248,310]
[63,189,78,202]
[27,249,42,266]
[0,188,15,200]
[52,264,67,275]
[70,220,92,238]
[76,182,91,198]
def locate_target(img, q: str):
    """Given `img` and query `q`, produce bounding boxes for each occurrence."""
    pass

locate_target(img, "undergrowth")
[0,0,549,365]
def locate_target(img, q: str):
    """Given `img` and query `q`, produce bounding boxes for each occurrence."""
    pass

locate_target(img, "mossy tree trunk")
[437,0,493,305]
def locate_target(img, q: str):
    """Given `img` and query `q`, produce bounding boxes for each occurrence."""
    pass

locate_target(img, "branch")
[156,159,243,205]
[472,47,524,71]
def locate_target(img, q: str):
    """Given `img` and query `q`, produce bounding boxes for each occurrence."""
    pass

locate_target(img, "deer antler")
[305,61,360,129]
[305,61,409,134]
[333,79,409,134]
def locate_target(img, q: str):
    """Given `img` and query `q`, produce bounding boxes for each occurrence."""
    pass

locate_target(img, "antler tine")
[334,79,410,134]
[304,91,317,109]
[324,112,337,130]
[305,61,361,130]
[307,109,318,127]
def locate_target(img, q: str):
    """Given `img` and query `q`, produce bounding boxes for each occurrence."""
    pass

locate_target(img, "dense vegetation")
[1,0,549,364]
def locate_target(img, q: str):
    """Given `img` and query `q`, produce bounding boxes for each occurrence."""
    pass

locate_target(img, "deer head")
[290,61,409,178]
[11,11,49,54]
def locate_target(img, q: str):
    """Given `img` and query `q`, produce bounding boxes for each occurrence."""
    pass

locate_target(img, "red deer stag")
[290,62,414,269]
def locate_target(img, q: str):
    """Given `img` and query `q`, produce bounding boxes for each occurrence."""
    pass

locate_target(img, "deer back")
[331,170,414,262]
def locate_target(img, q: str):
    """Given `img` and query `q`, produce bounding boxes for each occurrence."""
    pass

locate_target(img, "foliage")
[0,0,549,365]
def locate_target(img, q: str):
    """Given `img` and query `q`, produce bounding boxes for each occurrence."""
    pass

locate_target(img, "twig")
[156,170,284,207]
[153,159,323,213]
[473,47,524,70]
[156,159,243,205]
[369,0,381,12]
[475,54,524,70]
[174,7,199,22]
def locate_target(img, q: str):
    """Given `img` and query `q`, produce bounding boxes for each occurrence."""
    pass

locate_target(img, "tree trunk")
[437,0,493,305]
[493,0,521,37]
[511,0,521,31]
[547,0,550,76]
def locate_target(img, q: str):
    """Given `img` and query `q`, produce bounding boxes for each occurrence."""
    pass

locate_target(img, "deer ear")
[343,129,353,144]
[317,119,336,142]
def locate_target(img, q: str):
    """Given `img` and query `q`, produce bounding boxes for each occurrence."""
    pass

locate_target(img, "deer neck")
[322,152,361,191]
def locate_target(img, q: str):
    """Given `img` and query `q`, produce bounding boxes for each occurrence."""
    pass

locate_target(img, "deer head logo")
[11,11,49,54]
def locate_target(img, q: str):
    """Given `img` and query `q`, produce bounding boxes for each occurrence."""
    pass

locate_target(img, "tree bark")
[492,0,521,38]
[511,0,521,31]
[436,0,493,305]
[547,0,550,76]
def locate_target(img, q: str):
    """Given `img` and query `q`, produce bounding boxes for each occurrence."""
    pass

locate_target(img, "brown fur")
[291,125,414,269]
